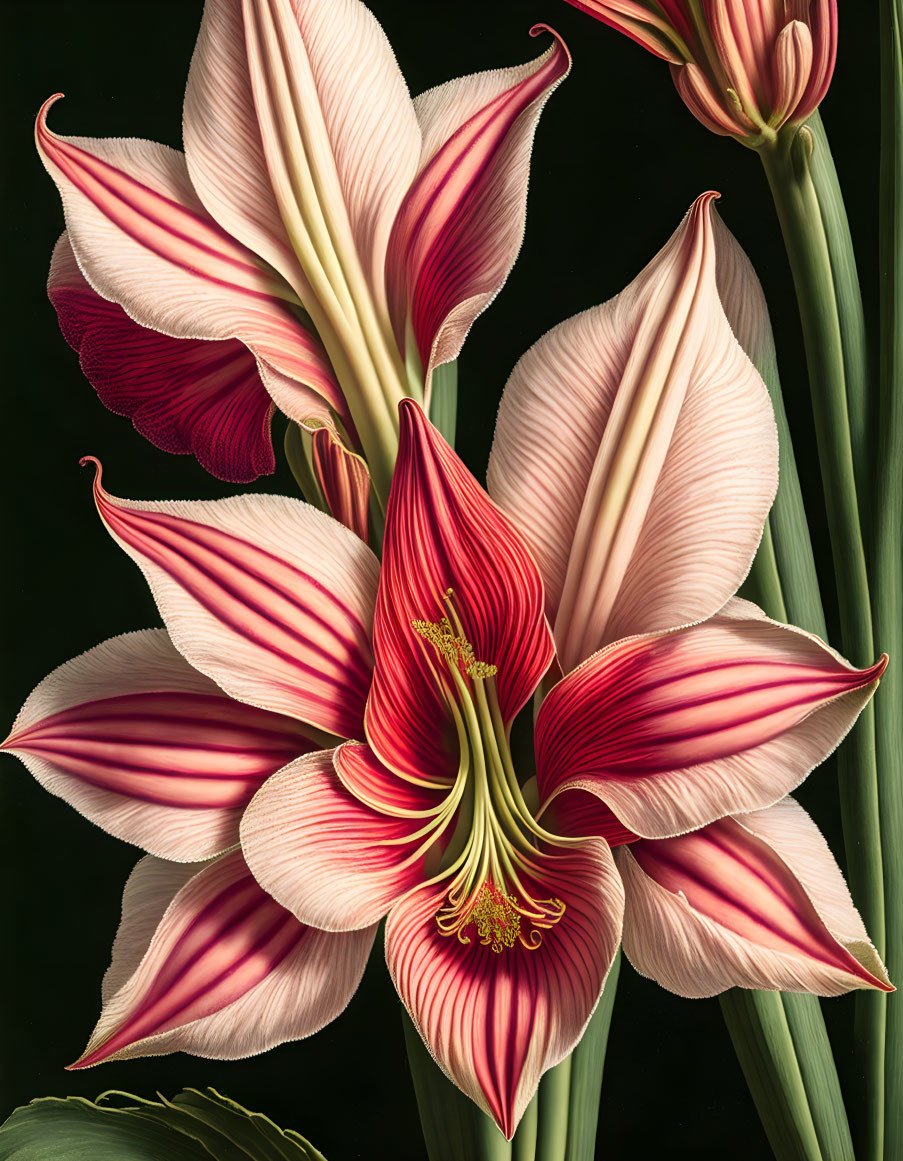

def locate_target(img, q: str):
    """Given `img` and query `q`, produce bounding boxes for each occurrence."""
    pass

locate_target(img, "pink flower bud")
[566,0,837,144]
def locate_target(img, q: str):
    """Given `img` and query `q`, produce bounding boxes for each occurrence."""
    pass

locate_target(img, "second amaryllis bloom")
[2,194,888,1138]
[38,0,569,497]
[565,0,836,145]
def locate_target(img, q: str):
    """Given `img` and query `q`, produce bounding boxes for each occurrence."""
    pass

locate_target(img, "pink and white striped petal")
[617,799,891,997]
[535,600,887,839]
[488,194,777,672]
[386,838,623,1139]
[49,235,275,482]
[368,400,554,784]
[241,747,441,932]
[184,0,421,320]
[311,426,371,542]
[84,462,378,740]
[2,630,312,861]
[36,101,346,420]
[70,849,374,1067]
[387,28,570,386]
[562,1,686,63]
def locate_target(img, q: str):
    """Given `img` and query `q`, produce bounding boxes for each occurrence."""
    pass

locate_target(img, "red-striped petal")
[49,235,275,482]
[241,746,440,932]
[387,28,570,384]
[386,838,623,1138]
[84,462,378,741]
[536,600,887,839]
[618,799,891,996]
[311,426,371,542]
[367,400,554,783]
[562,0,687,63]
[2,631,313,861]
[36,100,347,422]
[70,849,374,1067]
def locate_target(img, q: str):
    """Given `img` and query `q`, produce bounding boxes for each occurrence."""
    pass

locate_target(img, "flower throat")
[412,590,565,954]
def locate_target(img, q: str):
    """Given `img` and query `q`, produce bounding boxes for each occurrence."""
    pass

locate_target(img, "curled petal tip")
[35,94,65,136]
[528,23,572,63]
[79,454,102,478]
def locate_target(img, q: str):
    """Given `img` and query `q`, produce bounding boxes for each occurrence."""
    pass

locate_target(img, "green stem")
[565,952,621,1161]
[536,1057,571,1161]
[743,519,788,622]
[877,2,903,1157]
[755,352,828,639]
[720,991,822,1161]
[759,126,884,1161]
[805,112,873,503]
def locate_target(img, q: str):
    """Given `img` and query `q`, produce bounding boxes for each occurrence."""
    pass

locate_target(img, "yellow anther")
[468,882,521,953]
[411,611,495,679]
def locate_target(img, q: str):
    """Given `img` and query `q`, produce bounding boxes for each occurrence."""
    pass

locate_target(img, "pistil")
[411,591,568,953]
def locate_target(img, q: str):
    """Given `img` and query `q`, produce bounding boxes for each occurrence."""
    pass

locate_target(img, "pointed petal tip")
[36,93,65,128]
[528,23,572,66]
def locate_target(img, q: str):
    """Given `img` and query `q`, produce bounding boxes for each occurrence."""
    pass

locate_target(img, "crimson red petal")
[367,401,553,782]
[49,235,274,482]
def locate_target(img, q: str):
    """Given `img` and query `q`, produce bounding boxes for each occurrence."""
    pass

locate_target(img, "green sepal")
[0,1089,327,1161]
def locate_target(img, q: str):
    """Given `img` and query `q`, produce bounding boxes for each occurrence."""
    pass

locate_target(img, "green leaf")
[0,1089,326,1161]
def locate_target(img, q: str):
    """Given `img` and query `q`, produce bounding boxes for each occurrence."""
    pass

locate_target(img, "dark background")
[0,2,879,1157]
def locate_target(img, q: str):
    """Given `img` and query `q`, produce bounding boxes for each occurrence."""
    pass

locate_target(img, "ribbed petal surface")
[2,630,312,861]
[311,426,371,542]
[618,799,891,996]
[387,29,570,383]
[368,400,554,783]
[536,600,887,839]
[488,193,776,672]
[49,235,275,482]
[84,462,378,740]
[36,100,346,420]
[71,849,375,1067]
[241,746,440,931]
[183,0,420,321]
[386,838,623,1139]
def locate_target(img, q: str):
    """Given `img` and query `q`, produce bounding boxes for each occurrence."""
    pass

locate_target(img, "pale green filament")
[410,592,573,953]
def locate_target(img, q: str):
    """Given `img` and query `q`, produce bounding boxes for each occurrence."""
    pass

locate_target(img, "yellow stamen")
[469,882,521,952]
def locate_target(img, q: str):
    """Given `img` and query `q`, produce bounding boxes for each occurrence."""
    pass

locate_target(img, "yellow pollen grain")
[468,882,521,953]
[411,614,495,677]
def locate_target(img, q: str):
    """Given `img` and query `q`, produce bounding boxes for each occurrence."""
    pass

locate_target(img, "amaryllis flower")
[3,195,887,1138]
[39,0,570,495]
[565,0,836,145]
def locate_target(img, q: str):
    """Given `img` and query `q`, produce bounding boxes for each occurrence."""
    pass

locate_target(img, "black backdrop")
[0,2,879,1157]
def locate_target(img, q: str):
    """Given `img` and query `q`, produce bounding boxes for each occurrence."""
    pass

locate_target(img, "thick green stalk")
[751,338,827,639]
[536,1056,571,1161]
[877,2,903,1156]
[564,952,621,1161]
[805,112,873,501]
[720,990,823,1161]
[759,127,884,1161]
